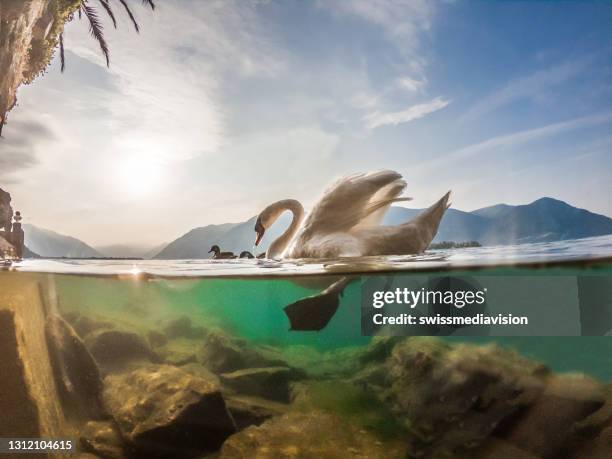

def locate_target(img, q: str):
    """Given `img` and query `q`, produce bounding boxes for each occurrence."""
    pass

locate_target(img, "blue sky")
[2,0,611,246]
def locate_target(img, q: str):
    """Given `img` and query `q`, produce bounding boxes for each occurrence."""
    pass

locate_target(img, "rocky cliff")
[0,0,79,134]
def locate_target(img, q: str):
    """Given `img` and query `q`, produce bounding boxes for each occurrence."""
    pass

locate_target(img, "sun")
[117,154,163,197]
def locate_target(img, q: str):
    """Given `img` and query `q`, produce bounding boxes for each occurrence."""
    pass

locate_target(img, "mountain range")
[22,198,612,259]
[154,197,612,259]
[23,224,102,258]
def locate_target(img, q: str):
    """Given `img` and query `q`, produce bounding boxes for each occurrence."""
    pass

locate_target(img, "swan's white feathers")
[258,170,451,259]
[299,170,405,238]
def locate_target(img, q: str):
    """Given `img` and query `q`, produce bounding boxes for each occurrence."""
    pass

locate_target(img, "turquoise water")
[50,266,612,382]
[3,247,611,458]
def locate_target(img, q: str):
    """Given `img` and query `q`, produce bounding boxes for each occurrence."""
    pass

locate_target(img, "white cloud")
[422,110,612,170]
[396,76,426,92]
[462,58,590,121]
[364,96,450,129]
[325,0,434,43]
[323,0,436,122]
[63,0,286,164]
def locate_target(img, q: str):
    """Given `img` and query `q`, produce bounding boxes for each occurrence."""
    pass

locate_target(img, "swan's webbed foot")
[283,276,355,331]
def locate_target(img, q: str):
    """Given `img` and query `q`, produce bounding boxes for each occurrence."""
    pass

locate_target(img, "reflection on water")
[7,233,612,278]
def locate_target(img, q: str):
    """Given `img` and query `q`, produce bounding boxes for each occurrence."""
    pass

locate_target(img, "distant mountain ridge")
[23,224,101,258]
[21,198,612,259]
[154,197,612,259]
[95,242,167,259]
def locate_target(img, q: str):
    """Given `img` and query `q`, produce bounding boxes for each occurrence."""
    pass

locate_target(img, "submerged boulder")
[72,314,114,339]
[200,329,285,374]
[219,411,407,458]
[45,314,106,421]
[79,420,127,459]
[85,328,159,373]
[498,374,605,457]
[158,338,199,367]
[224,395,288,430]
[220,367,306,403]
[147,329,168,348]
[352,337,612,458]
[163,315,207,340]
[103,364,236,457]
[355,337,548,457]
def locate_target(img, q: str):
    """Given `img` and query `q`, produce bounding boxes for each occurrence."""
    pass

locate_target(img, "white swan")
[254,170,451,259]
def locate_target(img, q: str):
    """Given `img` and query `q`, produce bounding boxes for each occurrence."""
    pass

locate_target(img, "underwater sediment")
[0,271,610,458]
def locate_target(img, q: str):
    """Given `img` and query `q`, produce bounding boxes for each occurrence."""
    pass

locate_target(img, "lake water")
[1,235,611,457]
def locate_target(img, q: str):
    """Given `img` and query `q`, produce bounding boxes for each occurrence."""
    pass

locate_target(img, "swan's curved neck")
[266,199,304,259]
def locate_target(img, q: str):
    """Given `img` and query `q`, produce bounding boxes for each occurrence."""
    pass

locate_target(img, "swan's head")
[208,245,220,254]
[254,216,266,246]
[255,203,279,245]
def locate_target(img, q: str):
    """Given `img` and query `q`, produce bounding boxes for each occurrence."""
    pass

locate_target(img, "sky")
[1,0,612,248]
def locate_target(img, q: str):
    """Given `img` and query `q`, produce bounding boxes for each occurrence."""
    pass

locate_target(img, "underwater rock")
[567,384,612,458]
[576,424,612,458]
[358,336,404,365]
[103,364,236,457]
[200,329,286,374]
[278,344,365,379]
[355,337,548,457]
[0,274,68,442]
[72,315,114,339]
[224,395,288,430]
[45,314,107,421]
[147,330,168,348]
[159,338,199,366]
[85,329,159,373]
[219,411,407,458]
[475,438,540,459]
[163,315,207,340]
[79,420,128,459]
[220,367,306,403]
[181,362,221,385]
[498,373,606,457]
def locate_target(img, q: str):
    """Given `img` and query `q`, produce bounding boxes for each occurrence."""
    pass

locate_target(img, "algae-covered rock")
[72,315,113,339]
[224,395,288,430]
[103,364,236,457]
[85,328,159,373]
[356,337,548,457]
[220,367,306,403]
[45,314,106,421]
[568,384,612,458]
[499,373,605,457]
[474,438,540,459]
[352,337,612,458]
[200,329,286,374]
[147,329,168,348]
[163,315,207,340]
[219,411,407,459]
[158,337,199,367]
[79,420,127,459]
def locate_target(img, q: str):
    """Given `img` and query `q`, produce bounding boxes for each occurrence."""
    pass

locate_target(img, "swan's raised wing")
[300,170,409,238]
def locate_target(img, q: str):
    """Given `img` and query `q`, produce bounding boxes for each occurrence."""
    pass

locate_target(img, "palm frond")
[81,2,110,66]
[59,32,66,72]
[117,0,140,32]
[97,0,117,28]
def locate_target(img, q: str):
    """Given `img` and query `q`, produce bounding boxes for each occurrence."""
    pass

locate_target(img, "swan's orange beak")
[254,218,265,246]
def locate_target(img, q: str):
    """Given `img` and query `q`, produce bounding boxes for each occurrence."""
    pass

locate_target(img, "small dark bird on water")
[208,245,236,259]
[239,251,266,259]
